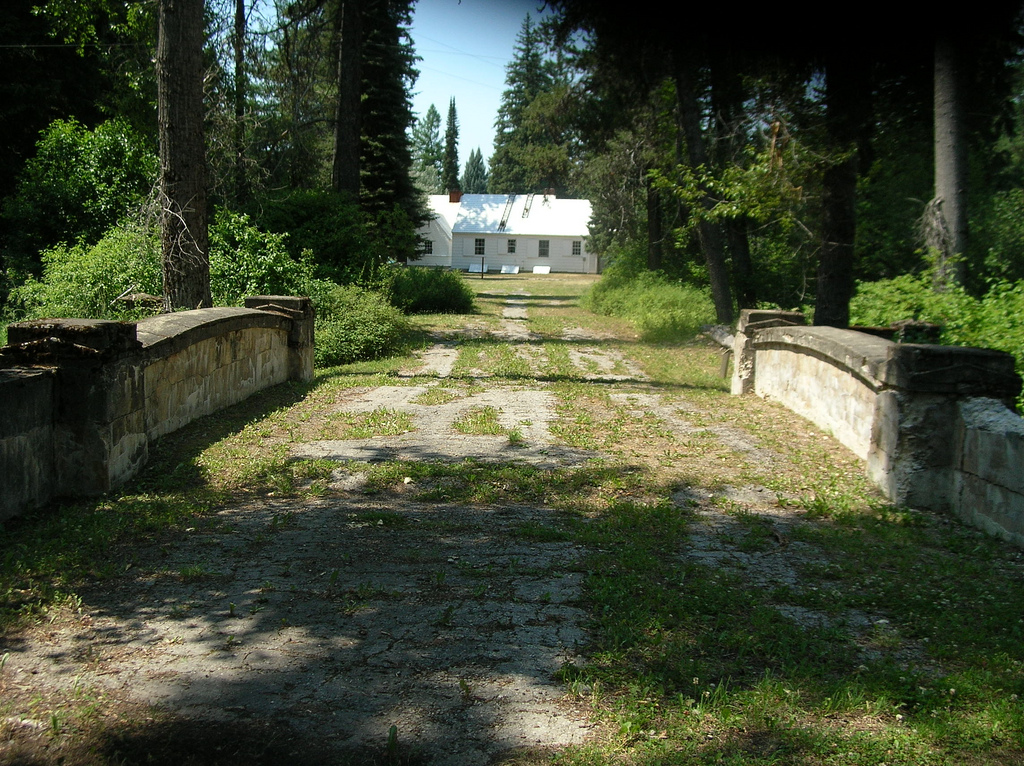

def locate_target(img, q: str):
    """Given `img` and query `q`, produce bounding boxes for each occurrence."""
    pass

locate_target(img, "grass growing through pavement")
[452,406,506,435]
[555,496,1024,766]
[2,273,1024,765]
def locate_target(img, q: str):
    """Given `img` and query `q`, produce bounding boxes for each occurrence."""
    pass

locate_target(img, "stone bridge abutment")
[0,296,313,521]
[732,309,1024,546]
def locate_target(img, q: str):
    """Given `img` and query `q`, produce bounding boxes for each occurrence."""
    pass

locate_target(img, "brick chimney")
[449,190,463,203]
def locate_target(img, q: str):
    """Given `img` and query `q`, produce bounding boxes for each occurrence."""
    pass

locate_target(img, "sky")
[408,0,551,174]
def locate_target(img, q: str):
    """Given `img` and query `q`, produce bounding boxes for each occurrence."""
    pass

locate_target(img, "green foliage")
[460,148,488,194]
[582,269,716,342]
[972,188,1024,284]
[850,272,1024,405]
[488,14,576,195]
[383,266,475,314]
[442,97,460,193]
[208,210,306,304]
[254,190,367,279]
[254,191,419,283]
[311,283,410,367]
[4,208,414,369]
[358,0,424,223]
[8,220,160,321]
[1,117,156,270]
[411,103,444,194]
[9,209,323,321]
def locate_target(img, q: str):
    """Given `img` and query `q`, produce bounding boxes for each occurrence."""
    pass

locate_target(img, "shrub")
[8,221,161,321]
[384,266,475,314]
[313,284,410,367]
[582,269,716,342]
[8,209,317,320]
[848,273,977,332]
[4,209,413,369]
[850,274,1024,407]
[1,118,157,271]
[209,209,306,304]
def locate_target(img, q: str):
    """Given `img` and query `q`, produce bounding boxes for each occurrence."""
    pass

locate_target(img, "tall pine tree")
[357,0,422,222]
[460,147,488,193]
[411,103,443,193]
[442,97,460,193]
[488,14,573,194]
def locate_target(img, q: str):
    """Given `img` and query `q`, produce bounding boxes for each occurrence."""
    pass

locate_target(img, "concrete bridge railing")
[0,296,313,521]
[731,309,1024,547]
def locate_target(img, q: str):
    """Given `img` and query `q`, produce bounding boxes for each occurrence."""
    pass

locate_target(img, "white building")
[416,192,597,274]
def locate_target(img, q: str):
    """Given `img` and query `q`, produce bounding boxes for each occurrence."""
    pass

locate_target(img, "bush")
[5,209,414,369]
[1,118,157,271]
[253,190,370,284]
[8,221,161,321]
[209,209,307,304]
[8,209,316,320]
[582,269,716,342]
[848,273,977,333]
[384,266,475,314]
[312,284,410,367]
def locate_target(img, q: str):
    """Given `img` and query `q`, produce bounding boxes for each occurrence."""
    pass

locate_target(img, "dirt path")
[1,282,878,765]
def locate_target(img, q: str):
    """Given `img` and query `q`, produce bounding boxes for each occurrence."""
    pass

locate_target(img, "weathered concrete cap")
[6,318,139,354]
[753,325,893,386]
[878,343,1022,398]
[135,307,288,351]
[245,296,313,314]
[736,309,805,334]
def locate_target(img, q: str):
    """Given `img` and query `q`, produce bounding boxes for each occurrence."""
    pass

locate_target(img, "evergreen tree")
[442,97,460,192]
[488,14,573,194]
[460,148,488,193]
[358,0,423,223]
[411,103,444,193]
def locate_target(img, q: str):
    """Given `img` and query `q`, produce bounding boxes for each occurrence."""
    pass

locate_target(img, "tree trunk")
[646,175,662,270]
[674,57,733,324]
[728,216,756,308]
[233,0,249,204]
[157,0,211,311]
[815,58,865,328]
[332,0,361,197]
[930,34,967,286]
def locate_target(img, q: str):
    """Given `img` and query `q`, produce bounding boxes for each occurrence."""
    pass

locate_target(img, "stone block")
[957,398,1024,495]
[955,471,1024,548]
[0,369,55,519]
[878,343,1021,400]
[7,318,139,357]
[735,309,805,334]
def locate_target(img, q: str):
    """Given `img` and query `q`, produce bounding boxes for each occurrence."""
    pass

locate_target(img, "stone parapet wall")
[732,309,1024,546]
[137,307,294,440]
[0,297,313,521]
[0,369,55,520]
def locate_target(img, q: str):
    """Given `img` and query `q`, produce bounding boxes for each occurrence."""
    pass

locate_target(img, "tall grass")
[582,270,716,342]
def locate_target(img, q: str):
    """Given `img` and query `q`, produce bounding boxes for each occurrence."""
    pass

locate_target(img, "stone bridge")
[732,309,1024,547]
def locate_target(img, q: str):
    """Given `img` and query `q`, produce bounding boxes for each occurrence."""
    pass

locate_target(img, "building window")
[422,239,433,255]
[538,239,550,258]
[507,238,516,254]
[475,238,485,255]
[572,240,581,256]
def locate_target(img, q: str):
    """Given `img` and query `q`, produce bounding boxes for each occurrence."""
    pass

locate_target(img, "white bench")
[500,265,520,274]
[532,266,551,275]
[467,263,487,273]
